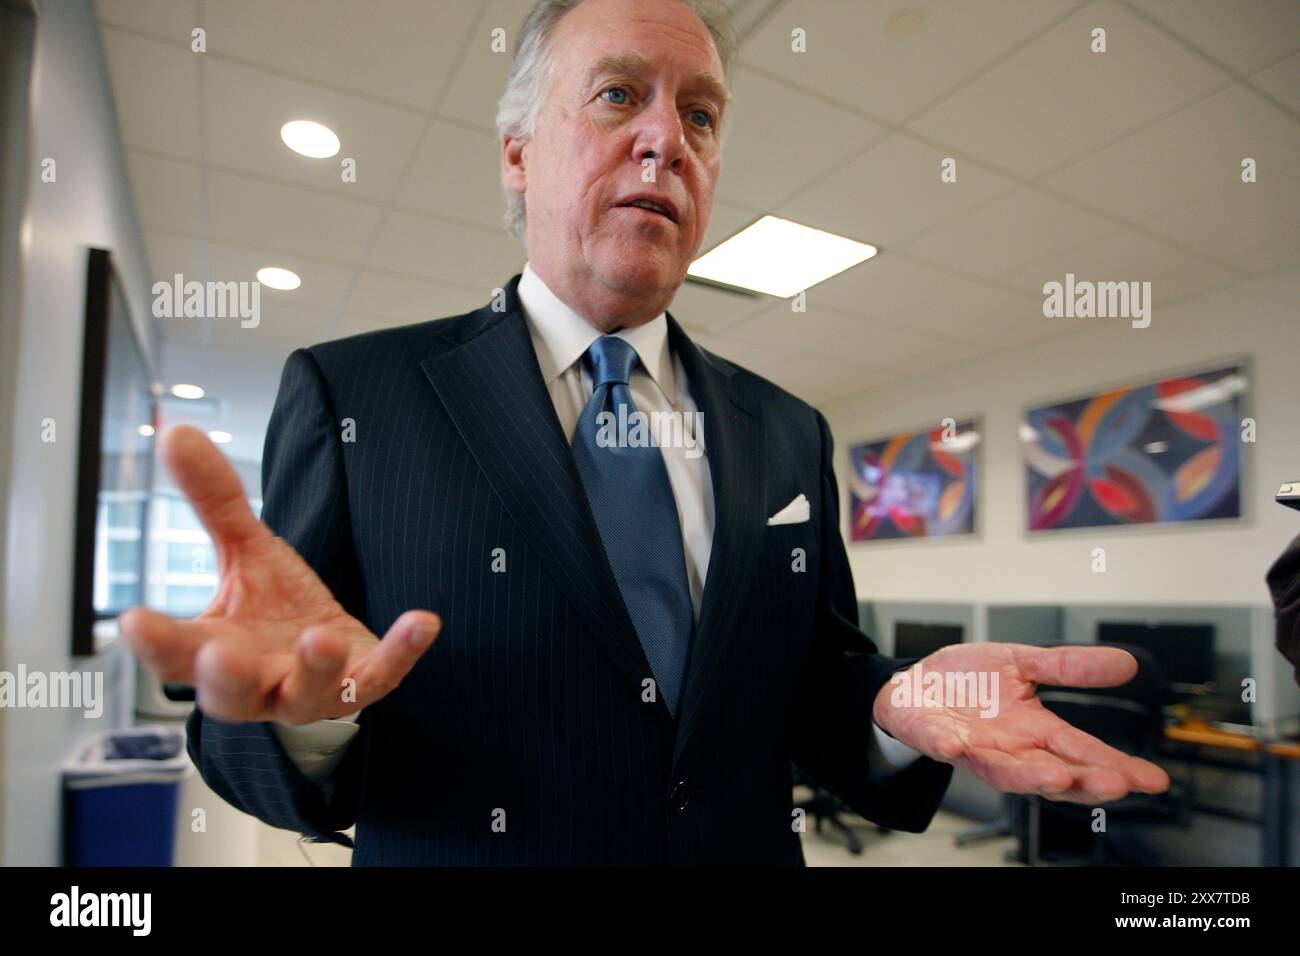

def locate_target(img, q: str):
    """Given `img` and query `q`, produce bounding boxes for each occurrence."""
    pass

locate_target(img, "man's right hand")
[120,425,440,725]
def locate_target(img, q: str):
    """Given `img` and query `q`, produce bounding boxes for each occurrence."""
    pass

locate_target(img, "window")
[146,492,261,616]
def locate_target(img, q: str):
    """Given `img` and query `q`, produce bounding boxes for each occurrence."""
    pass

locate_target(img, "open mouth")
[614,197,679,223]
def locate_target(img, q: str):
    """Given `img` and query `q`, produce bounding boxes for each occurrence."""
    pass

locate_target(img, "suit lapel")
[419,275,674,729]
[667,317,767,767]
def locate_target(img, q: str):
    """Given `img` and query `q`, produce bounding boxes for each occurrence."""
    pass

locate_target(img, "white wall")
[824,268,1300,608]
[0,0,158,865]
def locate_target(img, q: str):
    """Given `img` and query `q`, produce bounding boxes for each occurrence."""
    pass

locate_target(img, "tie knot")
[585,335,638,388]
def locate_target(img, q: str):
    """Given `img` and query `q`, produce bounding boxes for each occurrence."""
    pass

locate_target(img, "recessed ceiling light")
[280,119,340,158]
[208,431,233,444]
[171,383,205,400]
[257,266,301,290]
[137,424,155,437]
[688,215,878,297]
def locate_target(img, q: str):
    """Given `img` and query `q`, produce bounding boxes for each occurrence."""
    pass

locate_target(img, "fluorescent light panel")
[688,215,878,297]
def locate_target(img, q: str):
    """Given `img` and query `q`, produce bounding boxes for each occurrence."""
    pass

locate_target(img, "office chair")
[791,764,887,855]
[1017,643,1186,865]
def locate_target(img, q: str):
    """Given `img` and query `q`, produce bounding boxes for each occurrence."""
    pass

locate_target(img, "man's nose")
[632,101,687,173]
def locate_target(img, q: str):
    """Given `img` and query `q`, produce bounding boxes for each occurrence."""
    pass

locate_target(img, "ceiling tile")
[996,227,1240,306]
[97,0,200,41]
[695,197,766,257]
[741,0,1079,123]
[202,0,479,113]
[203,57,427,203]
[1221,236,1300,276]
[669,280,768,333]
[1250,51,1300,114]
[690,331,865,400]
[1143,158,1300,261]
[1043,83,1300,222]
[366,211,525,289]
[127,152,204,234]
[899,187,1114,279]
[436,0,549,131]
[812,254,986,318]
[725,300,978,368]
[205,168,385,262]
[101,28,201,158]
[394,120,509,229]
[145,232,358,312]
[908,0,1230,177]
[349,271,484,323]
[714,64,884,208]
[885,283,1057,348]
[774,132,1016,248]
[1126,0,1300,74]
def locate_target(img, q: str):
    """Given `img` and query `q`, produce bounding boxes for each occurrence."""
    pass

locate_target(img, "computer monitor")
[1097,621,1216,692]
[894,621,964,660]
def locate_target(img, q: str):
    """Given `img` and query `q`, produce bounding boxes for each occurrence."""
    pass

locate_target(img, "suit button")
[669,781,691,812]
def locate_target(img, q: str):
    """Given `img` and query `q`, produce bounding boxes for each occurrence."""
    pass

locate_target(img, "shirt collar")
[518,260,676,402]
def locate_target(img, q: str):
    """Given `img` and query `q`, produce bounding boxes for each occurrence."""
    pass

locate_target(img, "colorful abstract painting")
[1023,364,1244,532]
[848,421,979,542]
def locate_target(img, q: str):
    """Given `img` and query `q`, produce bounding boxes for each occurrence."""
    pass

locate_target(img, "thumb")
[353,611,442,703]
[1014,644,1138,689]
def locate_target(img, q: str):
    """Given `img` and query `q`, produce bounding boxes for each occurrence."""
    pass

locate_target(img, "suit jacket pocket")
[758,520,818,560]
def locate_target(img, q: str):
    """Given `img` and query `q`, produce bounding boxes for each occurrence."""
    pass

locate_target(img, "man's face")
[503,0,727,328]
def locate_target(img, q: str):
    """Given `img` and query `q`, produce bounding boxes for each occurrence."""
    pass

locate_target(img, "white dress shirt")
[270,261,917,793]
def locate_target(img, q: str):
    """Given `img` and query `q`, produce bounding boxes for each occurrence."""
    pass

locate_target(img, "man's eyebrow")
[583,52,731,108]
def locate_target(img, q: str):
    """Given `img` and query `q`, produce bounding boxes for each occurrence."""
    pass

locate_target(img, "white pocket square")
[766,493,810,525]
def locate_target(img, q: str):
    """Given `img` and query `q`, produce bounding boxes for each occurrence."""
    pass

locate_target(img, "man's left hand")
[873,643,1171,803]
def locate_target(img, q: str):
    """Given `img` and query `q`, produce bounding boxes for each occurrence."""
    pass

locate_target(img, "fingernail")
[409,624,437,648]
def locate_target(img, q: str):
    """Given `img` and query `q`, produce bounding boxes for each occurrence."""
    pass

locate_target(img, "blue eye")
[601,86,631,105]
[690,109,715,129]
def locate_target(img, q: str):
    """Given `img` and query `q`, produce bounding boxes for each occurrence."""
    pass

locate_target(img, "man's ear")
[501,135,528,196]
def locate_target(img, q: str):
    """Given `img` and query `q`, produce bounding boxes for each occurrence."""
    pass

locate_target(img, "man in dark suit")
[123,0,1167,865]
[1268,533,1300,685]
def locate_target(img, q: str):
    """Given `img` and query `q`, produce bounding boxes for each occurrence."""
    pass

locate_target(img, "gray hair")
[495,0,738,240]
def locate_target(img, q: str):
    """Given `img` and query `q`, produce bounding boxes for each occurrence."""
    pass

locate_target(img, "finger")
[159,425,266,553]
[353,611,441,705]
[193,635,285,722]
[1046,721,1172,793]
[275,627,351,724]
[119,606,209,683]
[903,718,966,761]
[1037,766,1135,804]
[960,746,1076,796]
[1013,645,1138,689]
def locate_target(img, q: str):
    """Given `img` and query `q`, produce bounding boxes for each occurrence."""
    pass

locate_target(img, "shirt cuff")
[270,711,362,788]
[867,719,922,781]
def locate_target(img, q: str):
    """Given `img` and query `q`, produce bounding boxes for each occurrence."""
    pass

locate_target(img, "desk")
[1264,741,1299,866]
[1162,719,1297,866]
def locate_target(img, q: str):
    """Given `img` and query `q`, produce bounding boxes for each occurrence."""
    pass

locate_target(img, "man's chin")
[598,254,683,297]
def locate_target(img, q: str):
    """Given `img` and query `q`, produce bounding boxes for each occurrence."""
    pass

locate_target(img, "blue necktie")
[573,335,695,717]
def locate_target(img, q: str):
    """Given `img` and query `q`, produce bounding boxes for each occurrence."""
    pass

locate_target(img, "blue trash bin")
[63,726,192,866]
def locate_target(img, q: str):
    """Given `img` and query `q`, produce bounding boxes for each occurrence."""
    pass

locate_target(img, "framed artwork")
[1022,362,1245,533]
[72,248,158,655]
[847,419,980,542]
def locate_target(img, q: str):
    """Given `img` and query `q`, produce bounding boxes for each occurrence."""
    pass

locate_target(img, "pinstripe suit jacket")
[186,271,953,865]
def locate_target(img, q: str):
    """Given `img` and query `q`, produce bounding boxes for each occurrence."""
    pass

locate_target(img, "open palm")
[121,426,440,724]
[873,643,1171,803]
